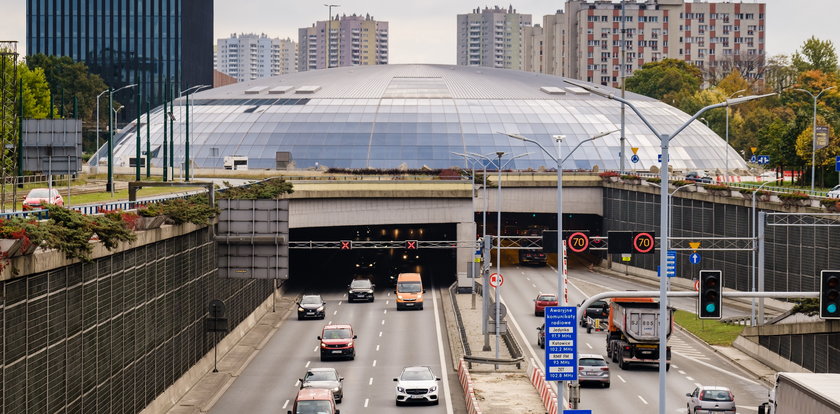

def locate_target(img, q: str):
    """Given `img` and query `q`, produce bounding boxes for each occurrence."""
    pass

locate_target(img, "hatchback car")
[348,278,375,303]
[300,367,343,403]
[828,184,840,198]
[578,354,610,388]
[318,324,356,361]
[297,295,326,320]
[534,293,558,316]
[22,188,63,210]
[686,386,736,414]
[394,366,440,405]
[580,300,609,327]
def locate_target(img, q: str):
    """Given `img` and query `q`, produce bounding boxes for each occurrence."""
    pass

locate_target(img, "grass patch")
[673,309,744,346]
[1,186,204,210]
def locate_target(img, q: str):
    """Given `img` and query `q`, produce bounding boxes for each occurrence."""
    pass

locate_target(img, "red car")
[318,324,356,361]
[22,188,63,210]
[534,293,558,316]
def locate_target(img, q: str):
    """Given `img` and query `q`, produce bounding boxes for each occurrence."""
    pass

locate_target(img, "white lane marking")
[617,375,626,383]
[384,309,388,315]
[532,283,537,288]
[638,395,648,405]
[672,364,680,369]
[328,321,332,325]
[736,405,759,412]
[678,370,686,375]
[313,346,318,352]
[305,361,311,368]
[376,344,380,351]
[364,398,370,408]
[333,310,338,315]
[369,378,373,386]
[686,376,695,381]
[294,380,300,387]
[386,300,390,305]
[372,360,377,367]
[585,343,592,349]
[283,400,289,409]
[431,285,454,414]
[381,319,385,325]
[338,300,343,305]
[388,292,391,297]
[379,331,383,337]
[680,353,762,385]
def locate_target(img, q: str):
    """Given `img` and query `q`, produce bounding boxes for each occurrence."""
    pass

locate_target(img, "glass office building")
[26,0,213,121]
[106,64,748,172]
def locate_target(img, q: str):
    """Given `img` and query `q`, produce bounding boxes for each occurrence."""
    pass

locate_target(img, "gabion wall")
[0,227,274,414]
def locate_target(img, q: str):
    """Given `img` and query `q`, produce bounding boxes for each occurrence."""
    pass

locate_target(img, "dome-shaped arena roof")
[104,64,746,171]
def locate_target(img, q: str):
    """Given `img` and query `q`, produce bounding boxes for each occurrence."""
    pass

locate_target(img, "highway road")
[209,279,462,414]
[496,264,769,413]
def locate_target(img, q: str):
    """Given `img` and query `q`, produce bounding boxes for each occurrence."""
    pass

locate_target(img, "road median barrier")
[526,357,562,414]
[457,358,483,414]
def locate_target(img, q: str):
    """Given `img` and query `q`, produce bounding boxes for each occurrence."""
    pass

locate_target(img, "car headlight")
[321,343,328,348]
[347,341,353,347]
[429,386,437,392]
[331,387,340,392]
[298,307,305,312]
[396,386,405,393]
[316,306,324,312]
[397,295,404,300]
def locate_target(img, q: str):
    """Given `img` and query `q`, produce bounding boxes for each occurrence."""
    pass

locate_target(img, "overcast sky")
[1,0,838,64]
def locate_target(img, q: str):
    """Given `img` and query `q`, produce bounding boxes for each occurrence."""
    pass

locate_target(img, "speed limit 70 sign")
[567,232,590,253]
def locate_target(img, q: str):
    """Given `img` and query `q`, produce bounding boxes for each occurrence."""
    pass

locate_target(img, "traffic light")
[405,240,418,250]
[698,270,722,319]
[820,270,840,319]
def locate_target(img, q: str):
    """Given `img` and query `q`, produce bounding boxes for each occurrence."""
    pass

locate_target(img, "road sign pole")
[482,235,491,351]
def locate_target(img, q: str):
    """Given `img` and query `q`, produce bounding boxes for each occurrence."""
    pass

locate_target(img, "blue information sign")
[689,252,701,264]
[835,156,840,172]
[630,154,640,164]
[666,250,677,277]
[757,155,770,165]
[544,306,578,381]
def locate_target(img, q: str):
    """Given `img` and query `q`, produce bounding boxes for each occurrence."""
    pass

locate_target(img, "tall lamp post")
[107,83,137,193]
[502,129,618,408]
[724,89,746,183]
[181,84,210,182]
[794,86,835,191]
[751,180,773,326]
[95,88,109,165]
[565,78,774,414]
[324,4,340,68]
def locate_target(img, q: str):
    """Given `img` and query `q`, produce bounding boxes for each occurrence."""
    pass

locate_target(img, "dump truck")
[605,298,673,370]
[758,372,840,414]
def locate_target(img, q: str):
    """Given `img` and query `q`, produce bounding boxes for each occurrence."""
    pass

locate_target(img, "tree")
[792,36,839,75]
[703,52,766,86]
[19,65,52,119]
[625,58,703,102]
[764,54,798,93]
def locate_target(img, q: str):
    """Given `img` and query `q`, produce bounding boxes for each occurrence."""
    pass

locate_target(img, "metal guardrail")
[468,280,524,369]
[448,282,472,357]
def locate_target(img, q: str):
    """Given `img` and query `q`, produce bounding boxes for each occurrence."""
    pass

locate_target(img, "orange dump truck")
[605,298,674,371]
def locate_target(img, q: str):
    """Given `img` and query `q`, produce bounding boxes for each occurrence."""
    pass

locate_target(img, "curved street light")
[724,89,747,183]
[794,86,836,191]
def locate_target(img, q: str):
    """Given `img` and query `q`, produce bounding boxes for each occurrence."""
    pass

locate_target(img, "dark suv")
[580,300,609,327]
[519,249,547,266]
[348,278,375,302]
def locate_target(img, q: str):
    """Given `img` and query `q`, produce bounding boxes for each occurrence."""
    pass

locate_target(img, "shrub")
[157,196,219,226]
[670,180,690,186]
[645,177,662,183]
[777,191,810,201]
[137,203,165,217]
[598,171,620,178]
[819,198,840,208]
[621,174,642,180]
[220,178,294,199]
[738,188,771,197]
[703,184,730,192]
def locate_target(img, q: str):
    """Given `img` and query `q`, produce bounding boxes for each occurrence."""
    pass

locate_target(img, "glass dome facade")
[102,64,747,171]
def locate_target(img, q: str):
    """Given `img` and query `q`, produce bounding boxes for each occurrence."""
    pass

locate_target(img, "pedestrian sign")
[544,306,577,381]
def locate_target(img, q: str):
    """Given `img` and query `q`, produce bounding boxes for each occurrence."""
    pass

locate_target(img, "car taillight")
[729,392,734,401]
[624,346,631,350]
[600,367,609,371]
[578,367,584,371]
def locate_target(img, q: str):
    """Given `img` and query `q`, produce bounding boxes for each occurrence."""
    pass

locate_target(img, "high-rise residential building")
[298,14,389,71]
[215,33,297,82]
[457,6,532,69]
[522,25,544,73]
[528,0,766,87]
[26,0,214,121]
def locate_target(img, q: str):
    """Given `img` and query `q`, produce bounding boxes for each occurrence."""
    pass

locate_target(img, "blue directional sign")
[545,306,577,381]
[658,154,661,163]
[757,155,770,165]
[666,250,677,277]
[689,252,701,264]
[630,154,640,164]
[750,155,757,163]
[835,156,840,172]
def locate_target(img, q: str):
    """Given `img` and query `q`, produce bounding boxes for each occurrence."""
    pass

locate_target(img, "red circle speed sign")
[633,232,655,253]
[567,232,590,253]
[489,273,504,288]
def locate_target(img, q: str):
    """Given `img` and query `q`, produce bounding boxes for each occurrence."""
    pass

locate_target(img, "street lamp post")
[181,84,210,182]
[564,78,774,414]
[794,86,835,191]
[502,129,618,409]
[452,151,484,309]
[107,83,137,193]
[724,89,747,183]
[95,88,109,164]
[751,181,773,326]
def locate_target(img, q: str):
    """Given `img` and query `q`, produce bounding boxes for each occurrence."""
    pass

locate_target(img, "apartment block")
[457,6,532,69]
[298,13,389,71]
[215,33,298,82]
[529,0,765,86]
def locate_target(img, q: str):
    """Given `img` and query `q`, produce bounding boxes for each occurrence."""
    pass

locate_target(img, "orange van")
[395,273,424,310]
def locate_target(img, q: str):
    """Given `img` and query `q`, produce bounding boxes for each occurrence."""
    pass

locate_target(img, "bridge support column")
[456,221,477,292]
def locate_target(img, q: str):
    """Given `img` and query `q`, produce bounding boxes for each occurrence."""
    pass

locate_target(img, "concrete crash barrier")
[457,358,483,414]
[527,358,562,414]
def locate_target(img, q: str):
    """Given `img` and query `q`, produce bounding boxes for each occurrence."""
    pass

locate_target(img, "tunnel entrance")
[289,223,457,291]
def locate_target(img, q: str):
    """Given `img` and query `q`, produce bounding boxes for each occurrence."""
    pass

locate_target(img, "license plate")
[332,350,343,354]
[306,311,314,314]
[406,303,414,307]
[410,395,425,399]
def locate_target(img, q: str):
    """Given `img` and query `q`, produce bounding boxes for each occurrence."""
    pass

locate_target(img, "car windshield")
[701,390,733,402]
[401,368,434,381]
[350,280,371,288]
[588,301,607,309]
[305,370,337,382]
[295,400,333,414]
[28,189,51,198]
[398,282,421,293]
[322,328,352,339]
[301,296,322,305]
[579,358,607,366]
[538,295,556,301]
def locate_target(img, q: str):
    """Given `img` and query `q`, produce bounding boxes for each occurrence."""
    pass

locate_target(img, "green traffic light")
[828,303,838,314]
[705,303,716,313]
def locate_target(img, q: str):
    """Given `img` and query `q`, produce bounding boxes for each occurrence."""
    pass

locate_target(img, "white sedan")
[394,366,440,405]
[828,184,840,199]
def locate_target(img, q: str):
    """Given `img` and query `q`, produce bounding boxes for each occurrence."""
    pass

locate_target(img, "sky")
[1,0,838,64]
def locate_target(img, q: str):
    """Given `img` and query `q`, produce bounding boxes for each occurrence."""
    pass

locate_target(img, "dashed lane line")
[283,400,289,409]
[364,398,369,408]
[686,376,695,381]
[305,361,310,368]
[369,377,373,386]
[638,395,649,405]
[617,375,626,383]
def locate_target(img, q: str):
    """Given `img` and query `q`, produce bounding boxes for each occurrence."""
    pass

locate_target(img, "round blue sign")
[630,154,640,164]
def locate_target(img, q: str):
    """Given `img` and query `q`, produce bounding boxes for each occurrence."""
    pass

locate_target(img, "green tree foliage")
[764,54,798,93]
[792,36,839,75]
[26,54,109,121]
[19,64,51,119]
[625,58,703,103]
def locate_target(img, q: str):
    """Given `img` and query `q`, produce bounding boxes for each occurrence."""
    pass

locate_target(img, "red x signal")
[340,240,352,250]
[405,240,418,250]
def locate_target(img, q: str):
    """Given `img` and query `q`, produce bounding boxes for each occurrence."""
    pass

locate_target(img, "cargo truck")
[758,372,840,414]
[605,298,673,371]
